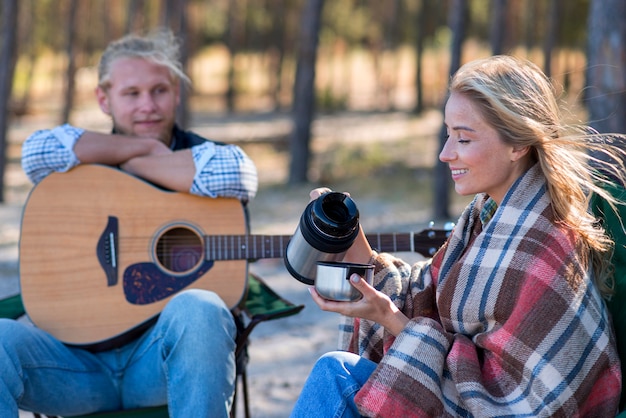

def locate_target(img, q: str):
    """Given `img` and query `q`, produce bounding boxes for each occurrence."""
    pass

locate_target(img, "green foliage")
[198,2,229,43]
[247,3,279,38]
[559,0,590,48]
[316,87,347,112]
[10,0,596,66]
[5,0,598,119]
[433,27,452,49]
[322,1,373,45]
[317,142,393,184]
[468,0,490,39]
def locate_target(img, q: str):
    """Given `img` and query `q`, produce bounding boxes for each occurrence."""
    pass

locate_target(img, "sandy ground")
[2,110,446,417]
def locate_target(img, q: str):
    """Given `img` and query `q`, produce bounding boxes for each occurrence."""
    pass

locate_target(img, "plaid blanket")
[339,164,621,417]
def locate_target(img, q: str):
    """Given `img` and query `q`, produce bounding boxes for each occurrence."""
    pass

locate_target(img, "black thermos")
[284,192,360,285]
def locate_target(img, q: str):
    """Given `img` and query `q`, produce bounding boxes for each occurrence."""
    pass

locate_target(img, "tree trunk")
[413,0,431,115]
[126,0,145,33]
[13,0,35,117]
[162,0,190,128]
[225,0,244,113]
[0,0,19,203]
[382,0,401,111]
[288,0,325,185]
[523,0,535,56]
[586,0,626,135]
[542,0,560,77]
[433,0,467,220]
[490,0,507,55]
[269,0,287,111]
[61,0,79,124]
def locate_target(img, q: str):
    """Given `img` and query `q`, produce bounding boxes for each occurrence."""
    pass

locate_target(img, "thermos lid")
[284,192,361,285]
[310,192,359,237]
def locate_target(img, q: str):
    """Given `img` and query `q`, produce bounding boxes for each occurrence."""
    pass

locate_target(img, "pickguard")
[123,260,215,305]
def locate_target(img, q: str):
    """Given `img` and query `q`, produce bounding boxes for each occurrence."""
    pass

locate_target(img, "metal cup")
[315,261,374,301]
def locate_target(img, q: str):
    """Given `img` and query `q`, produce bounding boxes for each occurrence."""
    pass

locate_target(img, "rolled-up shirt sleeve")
[21,124,84,185]
[190,141,258,202]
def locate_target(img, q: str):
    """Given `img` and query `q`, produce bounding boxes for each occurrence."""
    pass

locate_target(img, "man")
[1,29,257,417]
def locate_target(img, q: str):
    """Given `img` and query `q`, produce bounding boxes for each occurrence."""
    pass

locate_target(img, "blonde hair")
[450,55,625,296]
[98,29,190,89]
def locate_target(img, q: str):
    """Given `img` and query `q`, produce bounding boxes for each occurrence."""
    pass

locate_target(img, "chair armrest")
[0,294,25,319]
[241,273,305,321]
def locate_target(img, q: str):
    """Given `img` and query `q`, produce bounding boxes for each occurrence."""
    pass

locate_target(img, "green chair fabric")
[1,272,304,418]
[244,273,304,319]
[592,182,626,414]
[59,407,169,418]
[0,293,25,319]
[234,272,305,356]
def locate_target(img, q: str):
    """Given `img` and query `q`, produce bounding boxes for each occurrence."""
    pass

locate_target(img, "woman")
[290,55,625,417]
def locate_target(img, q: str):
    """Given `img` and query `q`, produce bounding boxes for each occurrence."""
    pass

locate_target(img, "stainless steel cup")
[315,261,374,301]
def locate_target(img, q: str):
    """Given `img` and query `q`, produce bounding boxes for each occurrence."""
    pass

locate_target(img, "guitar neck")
[366,232,428,254]
[203,230,447,261]
[204,234,291,261]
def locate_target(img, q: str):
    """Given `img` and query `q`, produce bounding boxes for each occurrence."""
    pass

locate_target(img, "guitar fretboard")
[205,235,291,261]
[203,230,448,261]
[368,232,413,253]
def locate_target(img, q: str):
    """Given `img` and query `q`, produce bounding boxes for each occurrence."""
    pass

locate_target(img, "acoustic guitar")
[19,164,449,351]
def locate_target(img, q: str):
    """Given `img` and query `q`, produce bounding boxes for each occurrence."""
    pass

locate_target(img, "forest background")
[0,0,624,219]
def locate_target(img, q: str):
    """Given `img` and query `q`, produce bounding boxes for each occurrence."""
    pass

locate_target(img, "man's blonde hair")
[98,29,190,89]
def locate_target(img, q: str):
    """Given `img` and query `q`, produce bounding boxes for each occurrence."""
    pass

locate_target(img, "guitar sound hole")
[156,227,203,273]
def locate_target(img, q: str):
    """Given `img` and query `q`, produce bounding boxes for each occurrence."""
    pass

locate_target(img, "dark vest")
[170,124,225,150]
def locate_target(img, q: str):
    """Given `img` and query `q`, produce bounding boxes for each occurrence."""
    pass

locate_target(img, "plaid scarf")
[339,164,621,417]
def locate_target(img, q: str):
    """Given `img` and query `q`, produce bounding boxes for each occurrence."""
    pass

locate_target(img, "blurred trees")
[489,0,507,55]
[61,0,79,124]
[433,0,467,220]
[586,0,626,135]
[3,0,593,119]
[0,0,623,215]
[289,0,325,184]
[0,0,19,203]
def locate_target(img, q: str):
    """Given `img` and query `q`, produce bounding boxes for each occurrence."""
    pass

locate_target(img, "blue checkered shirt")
[21,124,258,202]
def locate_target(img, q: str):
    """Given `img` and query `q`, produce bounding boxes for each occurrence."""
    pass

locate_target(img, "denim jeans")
[290,351,377,418]
[0,289,236,418]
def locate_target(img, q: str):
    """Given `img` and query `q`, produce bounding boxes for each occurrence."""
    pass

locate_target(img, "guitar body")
[19,165,248,351]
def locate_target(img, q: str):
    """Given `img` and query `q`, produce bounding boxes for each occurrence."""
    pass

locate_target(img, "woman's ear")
[511,145,531,162]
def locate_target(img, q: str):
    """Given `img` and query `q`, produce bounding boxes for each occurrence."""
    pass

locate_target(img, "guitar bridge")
[97,216,119,287]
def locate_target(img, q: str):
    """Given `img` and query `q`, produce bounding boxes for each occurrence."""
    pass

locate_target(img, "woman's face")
[439,91,530,205]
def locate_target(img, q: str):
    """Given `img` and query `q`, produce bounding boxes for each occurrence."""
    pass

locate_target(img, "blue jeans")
[290,351,377,418]
[0,289,236,418]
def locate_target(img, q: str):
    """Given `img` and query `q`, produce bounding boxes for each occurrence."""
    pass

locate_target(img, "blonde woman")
[291,55,625,417]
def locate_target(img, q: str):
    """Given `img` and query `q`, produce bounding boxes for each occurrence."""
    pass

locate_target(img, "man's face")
[96,57,180,145]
